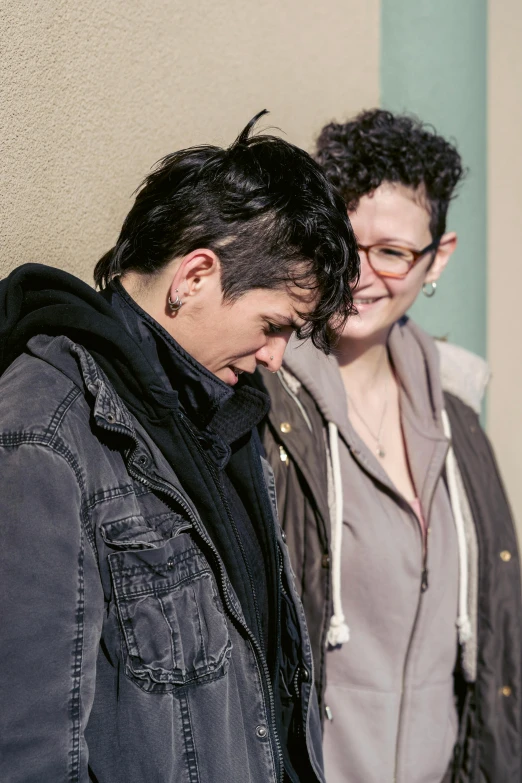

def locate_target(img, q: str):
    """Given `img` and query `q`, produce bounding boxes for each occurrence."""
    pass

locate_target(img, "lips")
[354,296,384,305]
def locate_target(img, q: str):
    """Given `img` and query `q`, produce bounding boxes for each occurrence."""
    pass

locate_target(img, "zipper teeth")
[393,494,435,783]
[393,586,424,783]
[128,441,285,783]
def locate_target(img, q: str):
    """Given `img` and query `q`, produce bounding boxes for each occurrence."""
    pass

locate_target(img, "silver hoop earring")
[168,290,183,312]
[422,282,437,298]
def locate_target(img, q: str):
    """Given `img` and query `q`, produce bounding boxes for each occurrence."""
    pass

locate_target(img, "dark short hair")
[315,109,465,239]
[94,111,359,352]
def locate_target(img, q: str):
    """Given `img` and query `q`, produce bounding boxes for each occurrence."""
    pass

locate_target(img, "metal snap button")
[167,557,175,570]
[106,413,115,423]
[255,724,268,739]
[138,454,148,465]
[281,529,287,543]
[300,665,310,682]
[280,422,292,434]
[500,685,512,697]
[500,550,512,562]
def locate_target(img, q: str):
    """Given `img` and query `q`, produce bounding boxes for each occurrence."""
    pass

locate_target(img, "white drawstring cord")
[326,422,350,646]
[441,409,472,643]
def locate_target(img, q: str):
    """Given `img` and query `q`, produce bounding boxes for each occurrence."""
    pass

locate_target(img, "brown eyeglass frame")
[357,238,440,279]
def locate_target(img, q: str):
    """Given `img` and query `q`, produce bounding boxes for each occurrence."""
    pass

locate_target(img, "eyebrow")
[271,312,304,330]
[369,237,419,248]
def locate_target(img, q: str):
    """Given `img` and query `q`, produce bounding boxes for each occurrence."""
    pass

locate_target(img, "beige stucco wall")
[487,0,522,531]
[0,0,379,283]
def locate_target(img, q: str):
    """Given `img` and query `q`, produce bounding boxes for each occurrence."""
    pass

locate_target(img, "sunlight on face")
[182,286,315,385]
[343,182,435,346]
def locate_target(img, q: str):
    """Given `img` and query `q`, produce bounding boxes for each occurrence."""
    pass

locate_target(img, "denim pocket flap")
[109,537,231,690]
[102,513,191,549]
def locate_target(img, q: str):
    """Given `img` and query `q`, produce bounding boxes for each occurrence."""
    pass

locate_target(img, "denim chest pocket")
[107,529,232,693]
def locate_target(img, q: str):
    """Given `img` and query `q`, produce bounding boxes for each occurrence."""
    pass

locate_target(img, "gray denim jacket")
[0,334,324,783]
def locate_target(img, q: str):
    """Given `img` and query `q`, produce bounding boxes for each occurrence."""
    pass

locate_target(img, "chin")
[342,311,408,348]
[214,366,239,386]
[342,315,387,343]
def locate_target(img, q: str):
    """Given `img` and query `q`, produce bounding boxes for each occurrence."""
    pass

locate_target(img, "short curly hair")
[315,109,465,239]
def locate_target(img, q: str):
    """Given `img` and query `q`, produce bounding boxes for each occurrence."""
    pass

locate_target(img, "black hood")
[0,263,179,420]
[0,264,271,435]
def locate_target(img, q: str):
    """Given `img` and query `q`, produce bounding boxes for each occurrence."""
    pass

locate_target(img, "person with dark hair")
[261,109,522,782]
[0,111,359,783]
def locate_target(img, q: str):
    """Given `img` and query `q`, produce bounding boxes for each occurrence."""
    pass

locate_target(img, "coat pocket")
[108,536,231,693]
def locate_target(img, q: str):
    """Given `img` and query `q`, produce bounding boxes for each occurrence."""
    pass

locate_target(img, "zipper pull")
[421,567,429,593]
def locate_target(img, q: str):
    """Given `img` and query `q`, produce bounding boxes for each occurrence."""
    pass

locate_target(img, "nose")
[256,334,290,373]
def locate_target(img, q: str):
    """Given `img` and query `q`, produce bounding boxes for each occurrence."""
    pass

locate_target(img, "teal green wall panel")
[381,0,487,356]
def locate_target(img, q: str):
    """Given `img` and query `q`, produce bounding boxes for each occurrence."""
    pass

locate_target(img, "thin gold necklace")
[347,373,389,459]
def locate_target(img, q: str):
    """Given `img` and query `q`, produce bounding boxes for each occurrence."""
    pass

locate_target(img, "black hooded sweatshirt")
[0,263,303,782]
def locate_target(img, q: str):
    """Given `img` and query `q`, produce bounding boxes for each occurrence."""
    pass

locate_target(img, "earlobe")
[167,290,183,312]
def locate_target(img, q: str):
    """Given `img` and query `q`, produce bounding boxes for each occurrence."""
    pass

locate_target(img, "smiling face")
[341,182,456,348]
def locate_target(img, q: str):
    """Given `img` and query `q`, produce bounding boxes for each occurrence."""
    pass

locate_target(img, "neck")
[120,272,175,337]
[336,330,393,397]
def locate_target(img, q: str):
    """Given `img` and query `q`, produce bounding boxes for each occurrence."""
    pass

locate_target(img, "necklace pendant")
[377,446,386,458]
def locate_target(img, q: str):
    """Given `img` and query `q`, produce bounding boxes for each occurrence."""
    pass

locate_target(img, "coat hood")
[0,263,174,420]
[282,317,489,424]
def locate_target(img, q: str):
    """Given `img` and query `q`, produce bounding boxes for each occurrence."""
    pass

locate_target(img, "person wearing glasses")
[259,110,522,782]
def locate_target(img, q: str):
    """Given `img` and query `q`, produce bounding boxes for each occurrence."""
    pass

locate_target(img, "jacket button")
[106,413,115,423]
[281,529,287,543]
[300,665,310,682]
[280,422,292,434]
[500,685,512,697]
[500,550,512,562]
[255,725,268,739]
[322,554,330,568]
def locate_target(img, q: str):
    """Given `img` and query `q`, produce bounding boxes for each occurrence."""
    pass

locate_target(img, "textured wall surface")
[487,0,522,530]
[0,0,379,283]
[381,0,487,358]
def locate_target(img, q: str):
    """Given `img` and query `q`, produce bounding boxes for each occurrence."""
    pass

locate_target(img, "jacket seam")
[178,690,200,782]
[85,484,137,512]
[45,387,83,445]
[68,534,85,782]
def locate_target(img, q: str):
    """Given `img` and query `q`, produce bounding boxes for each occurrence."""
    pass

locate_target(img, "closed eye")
[375,245,412,260]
